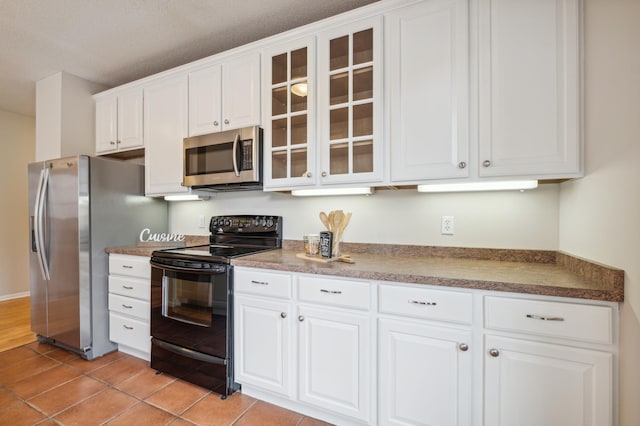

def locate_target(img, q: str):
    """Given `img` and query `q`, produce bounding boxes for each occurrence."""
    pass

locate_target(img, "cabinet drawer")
[109,313,150,353]
[108,276,150,301]
[485,296,613,344]
[109,254,150,279]
[379,284,473,325]
[298,276,370,311]
[235,269,292,299]
[109,294,150,321]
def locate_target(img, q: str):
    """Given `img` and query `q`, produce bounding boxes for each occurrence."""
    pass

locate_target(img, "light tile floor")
[0,342,332,425]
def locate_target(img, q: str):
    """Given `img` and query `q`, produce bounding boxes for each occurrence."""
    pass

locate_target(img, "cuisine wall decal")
[139,228,185,243]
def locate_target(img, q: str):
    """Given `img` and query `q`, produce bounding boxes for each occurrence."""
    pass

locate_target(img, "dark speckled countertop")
[231,242,624,302]
[106,239,624,302]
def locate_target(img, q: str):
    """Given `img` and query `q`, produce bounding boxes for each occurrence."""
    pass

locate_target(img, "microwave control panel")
[242,140,253,170]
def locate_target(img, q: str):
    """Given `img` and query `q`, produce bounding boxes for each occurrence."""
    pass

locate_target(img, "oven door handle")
[150,259,228,274]
[232,133,240,177]
[152,338,227,365]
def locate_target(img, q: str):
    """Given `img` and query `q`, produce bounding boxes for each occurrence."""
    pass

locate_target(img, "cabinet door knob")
[116,140,121,144]
[298,315,305,322]
[110,141,116,145]
[306,171,312,178]
[458,343,469,352]
[482,160,492,167]
[224,119,230,125]
[321,171,327,177]
[458,161,467,169]
[280,312,287,319]
[489,348,500,357]
[213,121,219,126]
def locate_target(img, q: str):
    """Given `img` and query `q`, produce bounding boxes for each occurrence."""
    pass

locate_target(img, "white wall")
[0,109,35,299]
[559,0,640,424]
[168,184,559,249]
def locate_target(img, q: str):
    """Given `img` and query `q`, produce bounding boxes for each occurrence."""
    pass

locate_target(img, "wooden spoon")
[333,210,345,235]
[319,211,331,231]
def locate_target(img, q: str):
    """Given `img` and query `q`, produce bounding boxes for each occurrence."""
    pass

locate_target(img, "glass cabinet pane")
[329,143,349,175]
[271,151,287,179]
[330,72,349,105]
[291,82,307,113]
[330,35,349,70]
[353,103,373,137]
[271,118,287,148]
[291,148,308,178]
[330,108,348,140]
[272,53,287,85]
[272,87,287,116]
[291,114,307,145]
[353,29,373,65]
[353,66,373,101]
[291,48,307,80]
[353,140,373,173]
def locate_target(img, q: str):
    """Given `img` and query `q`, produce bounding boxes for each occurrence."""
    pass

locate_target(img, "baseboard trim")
[0,291,30,302]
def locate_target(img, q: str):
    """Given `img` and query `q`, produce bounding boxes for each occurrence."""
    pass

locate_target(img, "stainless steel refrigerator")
[28,155,167,360]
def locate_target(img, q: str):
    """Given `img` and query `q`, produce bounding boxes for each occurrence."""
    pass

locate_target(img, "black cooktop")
[151,215,282,266]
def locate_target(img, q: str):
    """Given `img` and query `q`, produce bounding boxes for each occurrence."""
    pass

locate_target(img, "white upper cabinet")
[317,16,384,186]
[478,0,582,178]
[262,36,316,189]
[388,0,469,183]
[144,75,189,196]
[96,88,144,154]
[188,52,260,136]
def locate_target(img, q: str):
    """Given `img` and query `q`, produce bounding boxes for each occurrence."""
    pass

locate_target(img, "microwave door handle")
[232,133,240,177]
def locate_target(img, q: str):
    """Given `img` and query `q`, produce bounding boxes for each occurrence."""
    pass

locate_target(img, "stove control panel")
[210,215,282,234]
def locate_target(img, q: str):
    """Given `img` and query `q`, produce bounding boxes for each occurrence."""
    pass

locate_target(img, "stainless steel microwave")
[183,126,262,190]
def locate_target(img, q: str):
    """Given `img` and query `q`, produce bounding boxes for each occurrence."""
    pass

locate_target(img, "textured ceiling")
[0,0,378,117]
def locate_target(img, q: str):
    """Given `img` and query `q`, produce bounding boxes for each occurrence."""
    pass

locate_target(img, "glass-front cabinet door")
[317,17,383,185]
[262,37,316,189]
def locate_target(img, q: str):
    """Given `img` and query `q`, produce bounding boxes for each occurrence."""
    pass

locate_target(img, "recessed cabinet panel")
[478,0,581,178]
[388,0,469,183]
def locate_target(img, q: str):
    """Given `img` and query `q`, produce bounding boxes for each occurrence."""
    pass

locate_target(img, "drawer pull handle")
[280,312,287,319]
[320,289,342,294]
[458,343,469,352]
[122,304,133,309]
[408,299,437,306]
[122,285,134,290]
[251,280,269,286]
[298,315,305,322]
[489,348,500,357]
[123,324,134,330]
[122,265,133,269]
[526,314,564,322]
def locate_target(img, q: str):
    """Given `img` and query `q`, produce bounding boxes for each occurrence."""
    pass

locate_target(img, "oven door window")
[162,270,228,327]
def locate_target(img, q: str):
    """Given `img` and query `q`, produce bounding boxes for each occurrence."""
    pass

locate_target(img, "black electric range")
[149,215,282,397]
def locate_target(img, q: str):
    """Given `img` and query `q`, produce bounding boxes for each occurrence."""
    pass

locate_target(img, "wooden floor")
[0,297,36,352]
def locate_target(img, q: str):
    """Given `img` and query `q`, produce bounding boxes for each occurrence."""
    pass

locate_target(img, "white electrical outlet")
[441,216,454,235]
[198,215,206,228]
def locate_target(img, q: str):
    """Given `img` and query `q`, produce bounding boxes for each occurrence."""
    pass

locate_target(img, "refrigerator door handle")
[34,167,51,281]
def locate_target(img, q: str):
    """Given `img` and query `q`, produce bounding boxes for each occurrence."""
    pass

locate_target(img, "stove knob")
[211,219,218,226]
[224,220,231,226]
[253,218,260,226]
[261,218,267,227]
[267,219,274,227]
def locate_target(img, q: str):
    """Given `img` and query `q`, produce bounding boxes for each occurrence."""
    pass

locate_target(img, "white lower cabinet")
[484,335,612,426]
[234,294,292,397]
[483,296,615,426]
[234,267,618,426]
[379,319,472,426]
[298,304,370,422]
[108,254,151,360]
